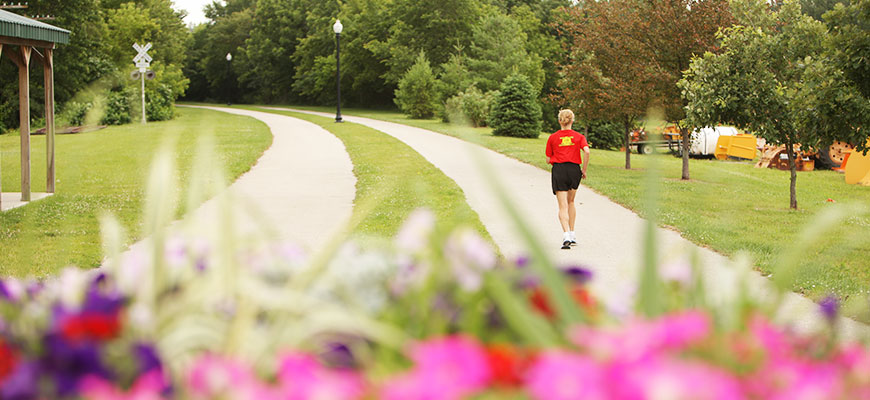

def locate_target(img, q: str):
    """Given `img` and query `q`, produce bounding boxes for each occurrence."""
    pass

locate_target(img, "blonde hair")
[558,109,575,127]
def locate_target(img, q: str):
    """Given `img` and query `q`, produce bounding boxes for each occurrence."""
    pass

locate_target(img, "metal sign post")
[132,42,152,124]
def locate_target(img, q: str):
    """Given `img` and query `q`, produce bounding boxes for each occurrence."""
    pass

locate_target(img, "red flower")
[485,344,535,387]
[527,285,598,320]
[0,339,18,382]
[61,312,122,342]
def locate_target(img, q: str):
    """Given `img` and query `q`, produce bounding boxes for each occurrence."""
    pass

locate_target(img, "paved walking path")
[272,107,869,341]
[161,106,356,256]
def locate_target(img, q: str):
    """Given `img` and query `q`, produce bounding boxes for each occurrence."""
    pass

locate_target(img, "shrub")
[584,119,625,150]
[395,51,440,119]
[489,74,541,138]
[443,87,498,127]
[60,101,92,127]
[101,88,133,126]
[145,83,175,122]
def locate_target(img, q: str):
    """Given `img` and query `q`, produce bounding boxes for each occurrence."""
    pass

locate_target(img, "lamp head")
[333,19,343,34]
[226,53,232,62]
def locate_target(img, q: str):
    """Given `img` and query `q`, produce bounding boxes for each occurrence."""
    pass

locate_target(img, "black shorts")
[551,162,582,194]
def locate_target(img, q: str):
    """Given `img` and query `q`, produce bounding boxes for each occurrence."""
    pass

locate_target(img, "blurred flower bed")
[1,153,869,399]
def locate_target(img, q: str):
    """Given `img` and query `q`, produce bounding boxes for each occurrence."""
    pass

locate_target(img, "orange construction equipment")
[844,140,870,186]
[714,134,757,160]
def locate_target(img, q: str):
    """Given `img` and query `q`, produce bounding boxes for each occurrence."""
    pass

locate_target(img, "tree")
[0,0,111,129]
[680,0,868,209]
[489,74,541,138]
[368,0,483,85]
[465,8,544,94]
[629,0,734,180]
[395,51,440,119]
[824,0,870,98]
[553,0,659,169]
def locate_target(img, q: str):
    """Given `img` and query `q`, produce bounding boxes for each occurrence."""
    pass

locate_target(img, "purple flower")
[819,295,839,322]
[0,279,24,302]
[562,265,593,284]
[514,255,530,268]
[41,333,112,396]
[135,343,162,374]
[0,361,39,400]
[396,208,436,254]
[319,342,357,370]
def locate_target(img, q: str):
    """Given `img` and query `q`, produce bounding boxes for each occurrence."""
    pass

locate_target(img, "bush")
[60,101,93,127]
[584,120,625,150]
[101,88,133,126]
[395,51,440,119]
[443,87,498,127]
[489,74,541,138]
[145,83,175,122]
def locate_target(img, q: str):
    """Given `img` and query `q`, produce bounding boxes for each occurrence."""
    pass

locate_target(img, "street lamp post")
[333,19,343,123]
[226,52,232,106]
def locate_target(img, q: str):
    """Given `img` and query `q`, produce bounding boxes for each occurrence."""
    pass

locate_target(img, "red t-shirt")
[546,129,588,164]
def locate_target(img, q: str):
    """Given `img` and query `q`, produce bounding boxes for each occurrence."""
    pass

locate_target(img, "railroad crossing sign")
[133,42,152,71]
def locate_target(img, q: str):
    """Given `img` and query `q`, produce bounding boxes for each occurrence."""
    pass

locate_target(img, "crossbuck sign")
[133,42,152,72]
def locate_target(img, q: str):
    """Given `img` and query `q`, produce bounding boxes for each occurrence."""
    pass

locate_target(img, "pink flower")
[611,356,745,400]
[79,370,167,400]
[381,335,491,400]
[748,316,793,361]
[571,311,710,361]
[524,351,608,400]
[396,208,436,254]
[186,354,263,399]
[744,358,843,400]
[277,352,365,400]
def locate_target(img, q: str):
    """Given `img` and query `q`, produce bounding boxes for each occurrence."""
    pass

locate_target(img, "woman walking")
[545,109,590,249]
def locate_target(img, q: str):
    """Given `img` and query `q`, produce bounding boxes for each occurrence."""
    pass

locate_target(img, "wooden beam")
[0,36,55,50]
[3,44,22,67]
[18,45,31,202]
[43,48,55,193]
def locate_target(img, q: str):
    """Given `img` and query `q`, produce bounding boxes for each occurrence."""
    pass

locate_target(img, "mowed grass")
[273,106,870,305]
[0,107,272,277]
[243,106,490,240]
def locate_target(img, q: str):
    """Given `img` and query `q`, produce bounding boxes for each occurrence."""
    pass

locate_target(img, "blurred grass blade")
[485,273,559,347]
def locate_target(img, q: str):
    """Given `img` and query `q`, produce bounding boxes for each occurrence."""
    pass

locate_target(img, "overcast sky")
[173,0,213,26]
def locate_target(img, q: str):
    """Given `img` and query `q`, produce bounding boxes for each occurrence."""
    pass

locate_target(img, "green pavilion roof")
[0,9,69,45]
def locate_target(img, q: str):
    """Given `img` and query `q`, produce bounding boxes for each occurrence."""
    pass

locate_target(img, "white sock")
[569,231,576,241]
[563,232,571,242]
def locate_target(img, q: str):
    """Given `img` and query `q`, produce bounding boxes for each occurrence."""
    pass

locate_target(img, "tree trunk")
[681,126,690,180]
[785,138,798,209]
[624,119,631,170]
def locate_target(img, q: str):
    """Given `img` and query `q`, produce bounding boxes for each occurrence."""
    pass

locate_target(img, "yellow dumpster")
[844,140,870,186]
[714,134,757,160]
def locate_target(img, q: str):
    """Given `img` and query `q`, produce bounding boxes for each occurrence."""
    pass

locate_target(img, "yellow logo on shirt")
[559,136,574,147]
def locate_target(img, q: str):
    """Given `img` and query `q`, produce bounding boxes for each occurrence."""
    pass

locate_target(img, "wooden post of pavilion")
[0,10,69,209]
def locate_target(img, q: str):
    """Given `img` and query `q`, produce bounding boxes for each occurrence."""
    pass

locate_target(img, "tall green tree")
[554,0,659,169]
[824,0,870,98]
[680,0,868,209]
[368,0,483,85]
[634,0,734,180]
[394,51,439,118]
[466,7,544,94]
[242,0,305,103]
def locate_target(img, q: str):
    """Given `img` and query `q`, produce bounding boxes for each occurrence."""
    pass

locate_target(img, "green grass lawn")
[240,106,490,241]
[0,107,272,277]
[263,105,870,305]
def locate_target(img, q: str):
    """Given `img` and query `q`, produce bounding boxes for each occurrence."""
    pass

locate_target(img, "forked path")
[168,106,356,256]
[276,108,869,340]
